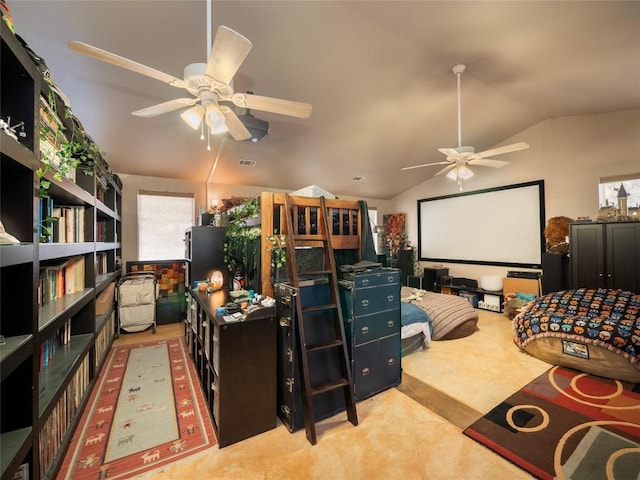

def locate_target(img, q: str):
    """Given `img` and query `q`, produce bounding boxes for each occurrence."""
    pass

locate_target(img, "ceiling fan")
[68,5,312,144]
[401,64,528,188]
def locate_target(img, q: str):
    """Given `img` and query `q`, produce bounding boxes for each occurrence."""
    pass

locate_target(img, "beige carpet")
[114,312,545,479]
[401,309,551,419]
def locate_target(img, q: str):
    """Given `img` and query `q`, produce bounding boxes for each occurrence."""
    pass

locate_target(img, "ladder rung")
[301,303,337,313]
[306,339,343,352]
[293,235,328,243]
[311,379,349,396]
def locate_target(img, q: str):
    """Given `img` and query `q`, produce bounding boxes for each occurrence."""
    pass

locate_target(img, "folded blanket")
[401,287,479,340]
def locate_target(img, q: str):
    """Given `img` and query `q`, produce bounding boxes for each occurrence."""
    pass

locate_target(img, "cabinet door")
[570,224,605,289]
[606,222,640,292]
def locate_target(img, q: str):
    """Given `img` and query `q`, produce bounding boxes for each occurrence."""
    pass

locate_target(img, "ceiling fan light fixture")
[181,104,205,129]
[446,165,474,181]
[205,104,228,134]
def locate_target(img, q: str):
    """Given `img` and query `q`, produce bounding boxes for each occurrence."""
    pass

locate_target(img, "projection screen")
[418,180,545,268]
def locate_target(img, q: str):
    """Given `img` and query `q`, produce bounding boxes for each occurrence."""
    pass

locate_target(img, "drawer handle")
[387,320,394,328]
[361,326,369,334]
[361,367,370,376]
[361,299,369,307]
[388,276,395,282]
[279,316,291,327]
[387,358,395,366]
[362,279,369,285]
[387,295,394,302]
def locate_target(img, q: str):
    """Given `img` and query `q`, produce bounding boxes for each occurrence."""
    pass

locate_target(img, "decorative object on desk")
[57,337,216,480]
[208,269,224,291]
[598,173,640,221]
[544,216,574,254]
[464,366,640,480]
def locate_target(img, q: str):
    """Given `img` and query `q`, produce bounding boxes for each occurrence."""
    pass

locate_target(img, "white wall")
[390,109,640,281]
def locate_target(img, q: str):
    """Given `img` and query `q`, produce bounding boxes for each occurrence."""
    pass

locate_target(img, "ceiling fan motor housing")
[455,146,475,154]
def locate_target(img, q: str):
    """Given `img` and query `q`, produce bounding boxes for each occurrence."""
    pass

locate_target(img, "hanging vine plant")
[223,197,261,277]
[37,89,103,197]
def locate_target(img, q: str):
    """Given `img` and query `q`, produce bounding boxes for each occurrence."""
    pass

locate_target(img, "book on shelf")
[39,319,71,371]
[50,206,86,243]
[39,256,86,306]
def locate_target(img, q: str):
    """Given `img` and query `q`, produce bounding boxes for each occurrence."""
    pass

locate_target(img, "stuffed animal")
[544,216,574,254]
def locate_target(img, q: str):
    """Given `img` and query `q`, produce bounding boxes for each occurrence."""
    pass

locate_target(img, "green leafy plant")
[267,234,287,268]
[223,197,261,275]
[37,90,103,195]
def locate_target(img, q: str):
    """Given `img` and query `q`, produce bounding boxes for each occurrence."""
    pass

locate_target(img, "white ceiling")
[8,1,640,199]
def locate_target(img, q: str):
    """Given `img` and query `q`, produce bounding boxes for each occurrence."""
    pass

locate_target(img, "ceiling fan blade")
[438,148,460,157]
[132,98,198,118]
[474,142,529,159]
[205,26,253,85]
[400,161,450,171]
[435,164,457,176]
[230,93,312,119]
[68,41,186,88]
[220,106,252,141]
[468,158,509,168]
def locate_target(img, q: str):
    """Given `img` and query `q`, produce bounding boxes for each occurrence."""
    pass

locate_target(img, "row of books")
[39,320,71,371]
[39,197,86,244]
[39,354,90,479]
[38,256,86,306]
[95,311,115,368]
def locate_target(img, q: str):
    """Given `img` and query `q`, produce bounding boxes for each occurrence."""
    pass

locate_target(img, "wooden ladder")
[282,194,358,445]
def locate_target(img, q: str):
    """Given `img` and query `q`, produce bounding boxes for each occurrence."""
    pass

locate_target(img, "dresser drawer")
[349,309,400,345]
[351,334,401,400]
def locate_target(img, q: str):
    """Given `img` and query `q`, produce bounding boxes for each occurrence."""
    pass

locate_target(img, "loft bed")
[257,192,365,297]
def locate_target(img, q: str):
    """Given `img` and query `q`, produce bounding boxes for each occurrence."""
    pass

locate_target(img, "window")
[138,191,194,260]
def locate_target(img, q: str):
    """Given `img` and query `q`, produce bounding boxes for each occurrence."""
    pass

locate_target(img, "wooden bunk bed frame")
[259,192,364,297]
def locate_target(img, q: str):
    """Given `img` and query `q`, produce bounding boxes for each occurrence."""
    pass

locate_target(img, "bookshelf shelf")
[1,19,122,480]
[38,333,93,419]
[0,335,33,380]
[0,427,32,480]
[0,244,34,268]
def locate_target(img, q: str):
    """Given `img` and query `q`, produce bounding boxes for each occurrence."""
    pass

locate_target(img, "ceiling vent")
[238,159,257,167]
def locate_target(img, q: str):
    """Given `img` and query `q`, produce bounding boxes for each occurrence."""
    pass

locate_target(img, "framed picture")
[598,173,640,221]
[562,340,589,359]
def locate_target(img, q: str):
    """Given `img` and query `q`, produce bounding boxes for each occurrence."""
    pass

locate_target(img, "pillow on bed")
[401,302,432,328]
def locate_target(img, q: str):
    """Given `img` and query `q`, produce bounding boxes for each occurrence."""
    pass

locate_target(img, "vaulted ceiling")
[8,1,640,199]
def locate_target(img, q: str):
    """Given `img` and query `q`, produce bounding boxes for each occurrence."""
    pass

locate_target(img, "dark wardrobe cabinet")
[569,222,640,293]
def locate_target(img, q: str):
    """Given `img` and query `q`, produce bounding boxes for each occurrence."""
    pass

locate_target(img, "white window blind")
[137,191,194,261]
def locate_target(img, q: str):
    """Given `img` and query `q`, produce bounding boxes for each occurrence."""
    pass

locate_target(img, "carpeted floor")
[61,311,582,479]
[56,336,215,479]
[464,365,640,480]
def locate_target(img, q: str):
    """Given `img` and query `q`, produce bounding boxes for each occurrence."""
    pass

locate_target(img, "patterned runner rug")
[463,366,640,480]
[58,337,216,479]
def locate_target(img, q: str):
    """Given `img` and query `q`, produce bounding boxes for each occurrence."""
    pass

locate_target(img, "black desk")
[187,289,277,447]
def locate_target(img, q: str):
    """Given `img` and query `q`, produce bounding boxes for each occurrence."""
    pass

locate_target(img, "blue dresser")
[339,268,402,400]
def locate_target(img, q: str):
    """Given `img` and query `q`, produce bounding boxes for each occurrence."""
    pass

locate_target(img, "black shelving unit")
[1,20,122,480]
